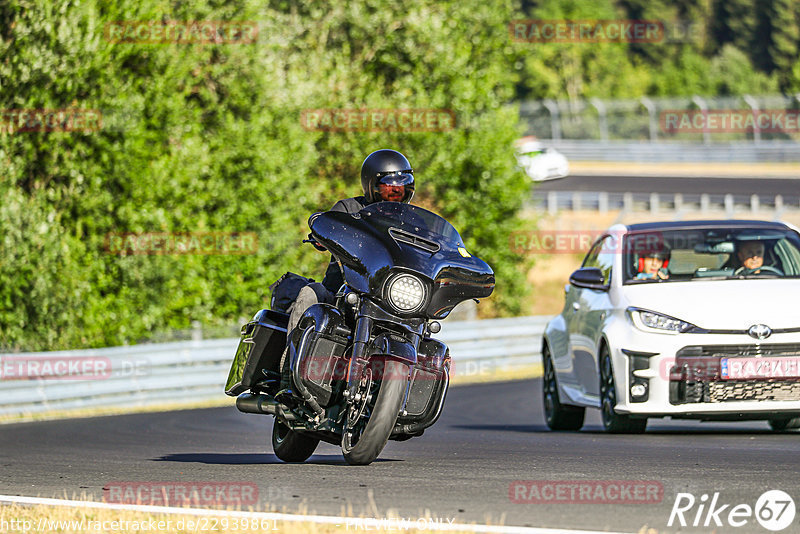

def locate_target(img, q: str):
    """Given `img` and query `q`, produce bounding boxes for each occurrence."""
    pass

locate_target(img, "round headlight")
[387,274,426,312]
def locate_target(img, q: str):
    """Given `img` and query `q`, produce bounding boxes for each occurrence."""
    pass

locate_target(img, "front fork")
[345,316,373,402]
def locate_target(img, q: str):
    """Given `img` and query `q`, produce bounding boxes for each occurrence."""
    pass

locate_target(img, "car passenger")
[635,248,670,280]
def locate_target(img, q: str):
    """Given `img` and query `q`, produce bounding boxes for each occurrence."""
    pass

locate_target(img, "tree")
[0,0,531,350]
[753,0,800,90]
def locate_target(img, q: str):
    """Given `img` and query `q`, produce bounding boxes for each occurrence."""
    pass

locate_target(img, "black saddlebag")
[225,309,289,396]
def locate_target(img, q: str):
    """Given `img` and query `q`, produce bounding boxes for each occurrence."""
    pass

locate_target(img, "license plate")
[721,357,800,380]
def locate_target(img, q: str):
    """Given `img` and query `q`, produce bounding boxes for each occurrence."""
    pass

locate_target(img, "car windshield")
[622,226,800,283]
[359,201,462,243]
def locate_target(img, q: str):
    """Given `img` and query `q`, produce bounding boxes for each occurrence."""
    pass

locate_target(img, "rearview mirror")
[569,267,608,291]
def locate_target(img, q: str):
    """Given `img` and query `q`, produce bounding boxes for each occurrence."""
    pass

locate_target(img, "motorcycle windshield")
[310,202,494,318]
[360,202,462,245]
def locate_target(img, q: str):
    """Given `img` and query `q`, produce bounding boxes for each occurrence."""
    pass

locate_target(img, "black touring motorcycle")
[225,202,494,465]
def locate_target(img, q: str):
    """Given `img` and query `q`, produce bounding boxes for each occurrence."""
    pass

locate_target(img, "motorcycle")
[225,201,494,465]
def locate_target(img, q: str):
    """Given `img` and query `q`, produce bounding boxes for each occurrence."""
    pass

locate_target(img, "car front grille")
[708,381,800,402]
[669,344,800,404]
[674,380,800,403]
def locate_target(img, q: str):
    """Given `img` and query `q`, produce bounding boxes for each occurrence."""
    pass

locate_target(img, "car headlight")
[627,307,697,334]
[386,274,426,312]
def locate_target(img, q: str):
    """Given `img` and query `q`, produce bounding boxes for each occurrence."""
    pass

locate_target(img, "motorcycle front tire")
[341,359,410,466]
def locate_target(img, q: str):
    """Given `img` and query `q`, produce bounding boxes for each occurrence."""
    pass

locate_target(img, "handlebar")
[303,235,327,252]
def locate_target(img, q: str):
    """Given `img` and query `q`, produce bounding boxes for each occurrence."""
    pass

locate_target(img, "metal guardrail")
[530,191,800,216]
[545,140,800,163]
[0,316,550,417]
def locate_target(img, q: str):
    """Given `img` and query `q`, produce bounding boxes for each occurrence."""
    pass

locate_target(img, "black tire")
[599,344,647,434]
[342,359,409,465]
[271,419,320,463]
[542,344,585,431]
[769,418,800,432]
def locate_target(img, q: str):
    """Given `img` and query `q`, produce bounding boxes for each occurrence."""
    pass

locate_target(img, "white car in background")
[542,220,800,433]
[514,136,569,181]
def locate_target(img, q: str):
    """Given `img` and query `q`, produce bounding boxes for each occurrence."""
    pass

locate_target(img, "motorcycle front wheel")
[341,358,410,465]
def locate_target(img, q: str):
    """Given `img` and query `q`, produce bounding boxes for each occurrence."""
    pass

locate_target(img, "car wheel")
[769,417,800,432]
[542,343,585,431]
[599,344,647,434]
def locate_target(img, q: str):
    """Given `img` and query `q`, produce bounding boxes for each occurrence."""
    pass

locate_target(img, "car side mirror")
[569,267,609,291]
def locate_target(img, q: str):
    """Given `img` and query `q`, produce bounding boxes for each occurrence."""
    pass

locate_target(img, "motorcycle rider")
[278,149,415,392]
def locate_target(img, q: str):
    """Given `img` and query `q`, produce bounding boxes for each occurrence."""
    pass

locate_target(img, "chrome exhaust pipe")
[236,393,297,421]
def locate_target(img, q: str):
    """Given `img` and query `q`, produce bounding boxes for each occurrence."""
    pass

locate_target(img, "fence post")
[674,193,683,212]
[192,321,203,341]
[599,191,609,213]
[700,194,710,214]
[640,97,658,142]
[591,98,609,142]
[750,194,760,213]
[775,194,784,219]
[650,193,659,214]
[724,194,734,218]
[571,191,582,211]
[692,96,711,145]
[547,191,558,216]
[623,192,633,213]
[743,95,761,145]
[543,99,561,142]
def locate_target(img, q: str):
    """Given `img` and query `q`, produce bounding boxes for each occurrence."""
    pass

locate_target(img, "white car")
[514,137,569,181]
[543,220,800,433]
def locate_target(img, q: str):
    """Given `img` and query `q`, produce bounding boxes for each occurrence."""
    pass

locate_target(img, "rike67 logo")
[669,490,796,531]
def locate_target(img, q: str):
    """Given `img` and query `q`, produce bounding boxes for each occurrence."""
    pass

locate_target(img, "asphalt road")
[2,380,800,533]
[535,175,800,203]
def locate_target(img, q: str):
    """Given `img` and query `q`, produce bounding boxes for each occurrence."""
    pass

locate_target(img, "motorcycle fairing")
[310,202,494,318]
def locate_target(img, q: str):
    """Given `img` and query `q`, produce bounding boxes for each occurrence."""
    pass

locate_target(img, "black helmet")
[360,149,415,204]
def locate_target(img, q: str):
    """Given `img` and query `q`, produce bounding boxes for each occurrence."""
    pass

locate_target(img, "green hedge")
[0,0,529,351]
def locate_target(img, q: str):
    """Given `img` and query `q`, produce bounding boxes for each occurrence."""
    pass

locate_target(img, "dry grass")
[0,499,664,533]
[0,501,485,534]
[570,161,800,178]
[449,363,542,385]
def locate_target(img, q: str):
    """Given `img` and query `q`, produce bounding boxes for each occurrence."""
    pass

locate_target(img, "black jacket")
[321,196,369,292]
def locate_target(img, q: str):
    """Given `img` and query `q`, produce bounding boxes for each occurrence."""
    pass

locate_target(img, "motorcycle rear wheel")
[271,419,320,462]
[342,359,410,465]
